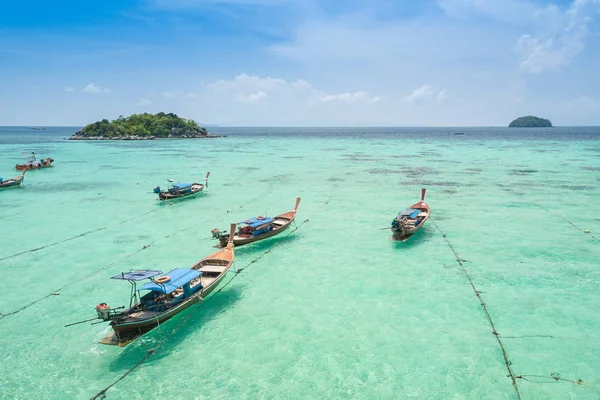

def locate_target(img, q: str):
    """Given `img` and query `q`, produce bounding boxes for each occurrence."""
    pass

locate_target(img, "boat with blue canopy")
[0,170,25,189]
[92,223,237,347]
[391,188,430,241]
[153,172,210,200]
[212,197,301,248]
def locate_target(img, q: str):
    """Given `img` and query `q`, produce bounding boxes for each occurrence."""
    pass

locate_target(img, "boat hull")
[391,201,430,242]
[0,179,23,189]
[231,216,294,247]
[158,183,205,200]
[103,235,235,345]
[15,158,53,170]
[110,271,227,336]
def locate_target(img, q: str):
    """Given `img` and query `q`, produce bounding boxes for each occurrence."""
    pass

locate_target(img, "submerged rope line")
[0,209,163,264]
[0,243,154,319]
[0,206,246,320]
[430,218,522,400]
[90,218,309,400]
[515,374,598,386]
[533,202,600,243]
[501,186,599,243]
[0,227,107,263]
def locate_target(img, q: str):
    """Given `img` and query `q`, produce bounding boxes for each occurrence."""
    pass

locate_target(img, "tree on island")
[71,112,211,139]
[508,115,552,128]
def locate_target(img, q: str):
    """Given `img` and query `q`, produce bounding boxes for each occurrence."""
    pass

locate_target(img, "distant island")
[508,116,552,128]
[69,112,221,140]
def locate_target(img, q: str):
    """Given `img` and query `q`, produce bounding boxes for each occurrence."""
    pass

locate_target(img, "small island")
[508,115,552,128]
[69,112,221,140]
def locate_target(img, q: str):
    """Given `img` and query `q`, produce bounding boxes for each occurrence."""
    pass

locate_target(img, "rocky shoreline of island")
[68,132,222,140]
[68,112,223,140]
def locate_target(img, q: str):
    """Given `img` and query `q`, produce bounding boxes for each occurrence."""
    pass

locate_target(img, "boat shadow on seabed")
[105,286,242,372]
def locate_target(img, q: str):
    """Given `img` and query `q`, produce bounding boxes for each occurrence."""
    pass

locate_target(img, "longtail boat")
[0,170,25,189]
[212,197,301,248]
[391,188,430,241]
[153,172,209,201]
[15,157,54,170]
[94,223,236,347]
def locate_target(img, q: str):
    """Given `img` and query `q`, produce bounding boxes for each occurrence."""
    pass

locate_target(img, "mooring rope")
[532,202,600,243]
[0,206,245,319]
[500,186,599,243]
[429,218,522,400]
[0,227,108,263]
[0,209,162,264]
[90,218,309,400]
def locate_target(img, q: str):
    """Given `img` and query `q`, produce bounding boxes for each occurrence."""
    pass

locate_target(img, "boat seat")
[199,265,226,273]
[272,220,286,226]
[418,212,427,217]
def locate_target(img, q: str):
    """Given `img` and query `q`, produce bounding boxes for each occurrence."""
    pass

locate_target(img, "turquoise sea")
[0,126,599,400]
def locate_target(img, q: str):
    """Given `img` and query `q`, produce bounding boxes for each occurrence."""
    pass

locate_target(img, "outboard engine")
[211,228,226,239]
[95,303,111,321]
[153,186,161,194]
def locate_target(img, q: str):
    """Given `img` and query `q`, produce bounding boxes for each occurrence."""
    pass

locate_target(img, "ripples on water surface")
[0,126,599,399]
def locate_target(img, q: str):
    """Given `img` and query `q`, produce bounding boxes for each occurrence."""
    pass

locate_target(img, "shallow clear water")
[0,126,599,399]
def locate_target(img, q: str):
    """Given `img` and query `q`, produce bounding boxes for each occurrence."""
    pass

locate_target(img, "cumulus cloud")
[236,91,267,102]
[206,73,380,105]
[134,98,152,106]
[83,83,110,93]
[405,85,447,104]
[185,73,383,125]
[515,0,600,73]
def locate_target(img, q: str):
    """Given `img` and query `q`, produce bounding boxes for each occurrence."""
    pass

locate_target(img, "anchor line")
[0,206,247,320]
[90,218,309,400]
[430,218,521,400]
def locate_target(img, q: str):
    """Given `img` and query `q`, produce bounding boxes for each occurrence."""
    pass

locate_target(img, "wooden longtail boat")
[153,172,209,201]
[0,170,25,189]
[15,157,54,170]
[212,197,301,248]
[95,223,236,347]
[391,188,430,242]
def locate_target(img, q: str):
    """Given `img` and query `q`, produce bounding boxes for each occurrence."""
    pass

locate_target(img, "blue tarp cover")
[111,270,163,281]
[399,208,421,218]
[172,182,191,189]
[241,216,275,228]
[138,268,202,294]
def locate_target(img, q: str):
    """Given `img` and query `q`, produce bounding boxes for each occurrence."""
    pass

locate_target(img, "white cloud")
[436,89,449,103]
[437,0,540,25]
[206,73,380,105]
[134,98,152,106]
[405,85,447,104]
[515,0,600,73]
[319,91,380,103]
[236,91,267,102]
[186,73,383,125]
[83,83,110,93]
[64,87,76,92]
[406,85,434,103]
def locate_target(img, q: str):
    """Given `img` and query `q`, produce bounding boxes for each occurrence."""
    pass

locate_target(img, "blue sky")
[1,0,600,126]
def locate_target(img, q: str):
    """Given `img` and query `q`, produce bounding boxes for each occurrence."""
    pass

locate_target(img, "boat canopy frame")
[111,269,163,307]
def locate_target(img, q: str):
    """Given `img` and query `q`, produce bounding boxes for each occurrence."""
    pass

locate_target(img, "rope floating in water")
[430,218,522,400]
